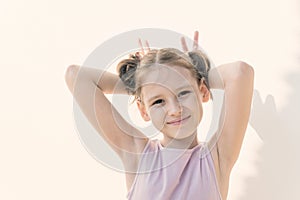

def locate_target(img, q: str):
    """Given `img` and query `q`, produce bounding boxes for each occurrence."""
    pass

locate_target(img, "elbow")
[65,65,80,93]
[65,65,79,80]
[235,61,255,83]
[238,61,254,78]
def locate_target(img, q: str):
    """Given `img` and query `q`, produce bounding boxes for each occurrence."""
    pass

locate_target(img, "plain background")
[0,0,299,199]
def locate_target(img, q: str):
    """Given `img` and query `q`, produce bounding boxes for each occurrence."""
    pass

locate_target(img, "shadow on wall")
[240,62,300,198]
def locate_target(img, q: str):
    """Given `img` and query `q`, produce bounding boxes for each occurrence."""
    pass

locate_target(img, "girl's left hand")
[181,31,199,52]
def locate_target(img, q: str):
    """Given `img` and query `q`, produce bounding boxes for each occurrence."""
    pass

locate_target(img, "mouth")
[166,115,191,125]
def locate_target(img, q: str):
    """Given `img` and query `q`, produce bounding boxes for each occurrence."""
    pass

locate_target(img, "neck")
[161,132,199,149]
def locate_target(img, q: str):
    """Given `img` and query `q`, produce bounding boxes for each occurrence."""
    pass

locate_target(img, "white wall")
[0,0,299,199]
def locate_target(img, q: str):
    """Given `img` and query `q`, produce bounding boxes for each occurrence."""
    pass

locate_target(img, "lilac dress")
[127,139,222,200]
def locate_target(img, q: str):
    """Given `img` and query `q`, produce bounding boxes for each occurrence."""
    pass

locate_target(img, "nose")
[167,99,182,116]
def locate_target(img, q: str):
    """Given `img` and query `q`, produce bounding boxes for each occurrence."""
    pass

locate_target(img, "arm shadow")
[239,68,300,199]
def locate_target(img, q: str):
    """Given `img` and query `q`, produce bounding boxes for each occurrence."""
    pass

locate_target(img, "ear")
[199,80,210,103]
[137,100,151,121]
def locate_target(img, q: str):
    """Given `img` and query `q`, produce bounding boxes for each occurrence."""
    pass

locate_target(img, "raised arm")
[181,32,254,171]
[209,61,254,171]
[64,65,148,161]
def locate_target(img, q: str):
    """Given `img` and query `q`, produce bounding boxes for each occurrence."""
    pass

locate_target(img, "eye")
[178,90,191,97]
[151,99,164,106]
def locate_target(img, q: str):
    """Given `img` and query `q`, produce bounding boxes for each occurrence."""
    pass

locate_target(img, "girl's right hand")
[130,38,151,60]
[138,38,151,56]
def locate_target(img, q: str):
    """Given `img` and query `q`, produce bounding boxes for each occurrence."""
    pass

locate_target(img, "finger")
[138,38,144,55]
[145,40,150,52]
[193,31,199,50]
[181,37,188,52]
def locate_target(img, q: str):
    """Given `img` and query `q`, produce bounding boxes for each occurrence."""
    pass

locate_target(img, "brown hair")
[117,48,211,100]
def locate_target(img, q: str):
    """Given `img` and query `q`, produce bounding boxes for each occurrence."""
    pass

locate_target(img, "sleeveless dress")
[127,139,222,200]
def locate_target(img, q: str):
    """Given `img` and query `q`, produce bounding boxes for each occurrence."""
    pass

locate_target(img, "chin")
[170,130,198,140]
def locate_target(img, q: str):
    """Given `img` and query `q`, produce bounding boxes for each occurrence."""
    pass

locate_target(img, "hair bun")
[116,54,140,94]
[188,51,211,88]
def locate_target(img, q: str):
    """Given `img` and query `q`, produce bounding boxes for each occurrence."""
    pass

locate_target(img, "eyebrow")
[176,85,193,91]
[145,84,193,104]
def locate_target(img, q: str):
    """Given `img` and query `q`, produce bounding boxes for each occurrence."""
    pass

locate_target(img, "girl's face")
[137,65,210,143]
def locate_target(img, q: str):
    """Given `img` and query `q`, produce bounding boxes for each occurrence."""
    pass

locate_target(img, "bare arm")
[209,61,254,171]
[65,65,127,94]
[65,65,148,160]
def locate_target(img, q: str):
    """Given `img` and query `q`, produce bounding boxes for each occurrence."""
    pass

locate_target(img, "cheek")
[149,107,166,120]
[149,107,166,129]
[184,93,202,108]
[183,94,203,118]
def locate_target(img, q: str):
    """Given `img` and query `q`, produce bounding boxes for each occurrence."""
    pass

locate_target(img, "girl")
[65,31,254,200]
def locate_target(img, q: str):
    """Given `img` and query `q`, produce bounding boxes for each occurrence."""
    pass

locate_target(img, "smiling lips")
[166,116,191,125]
